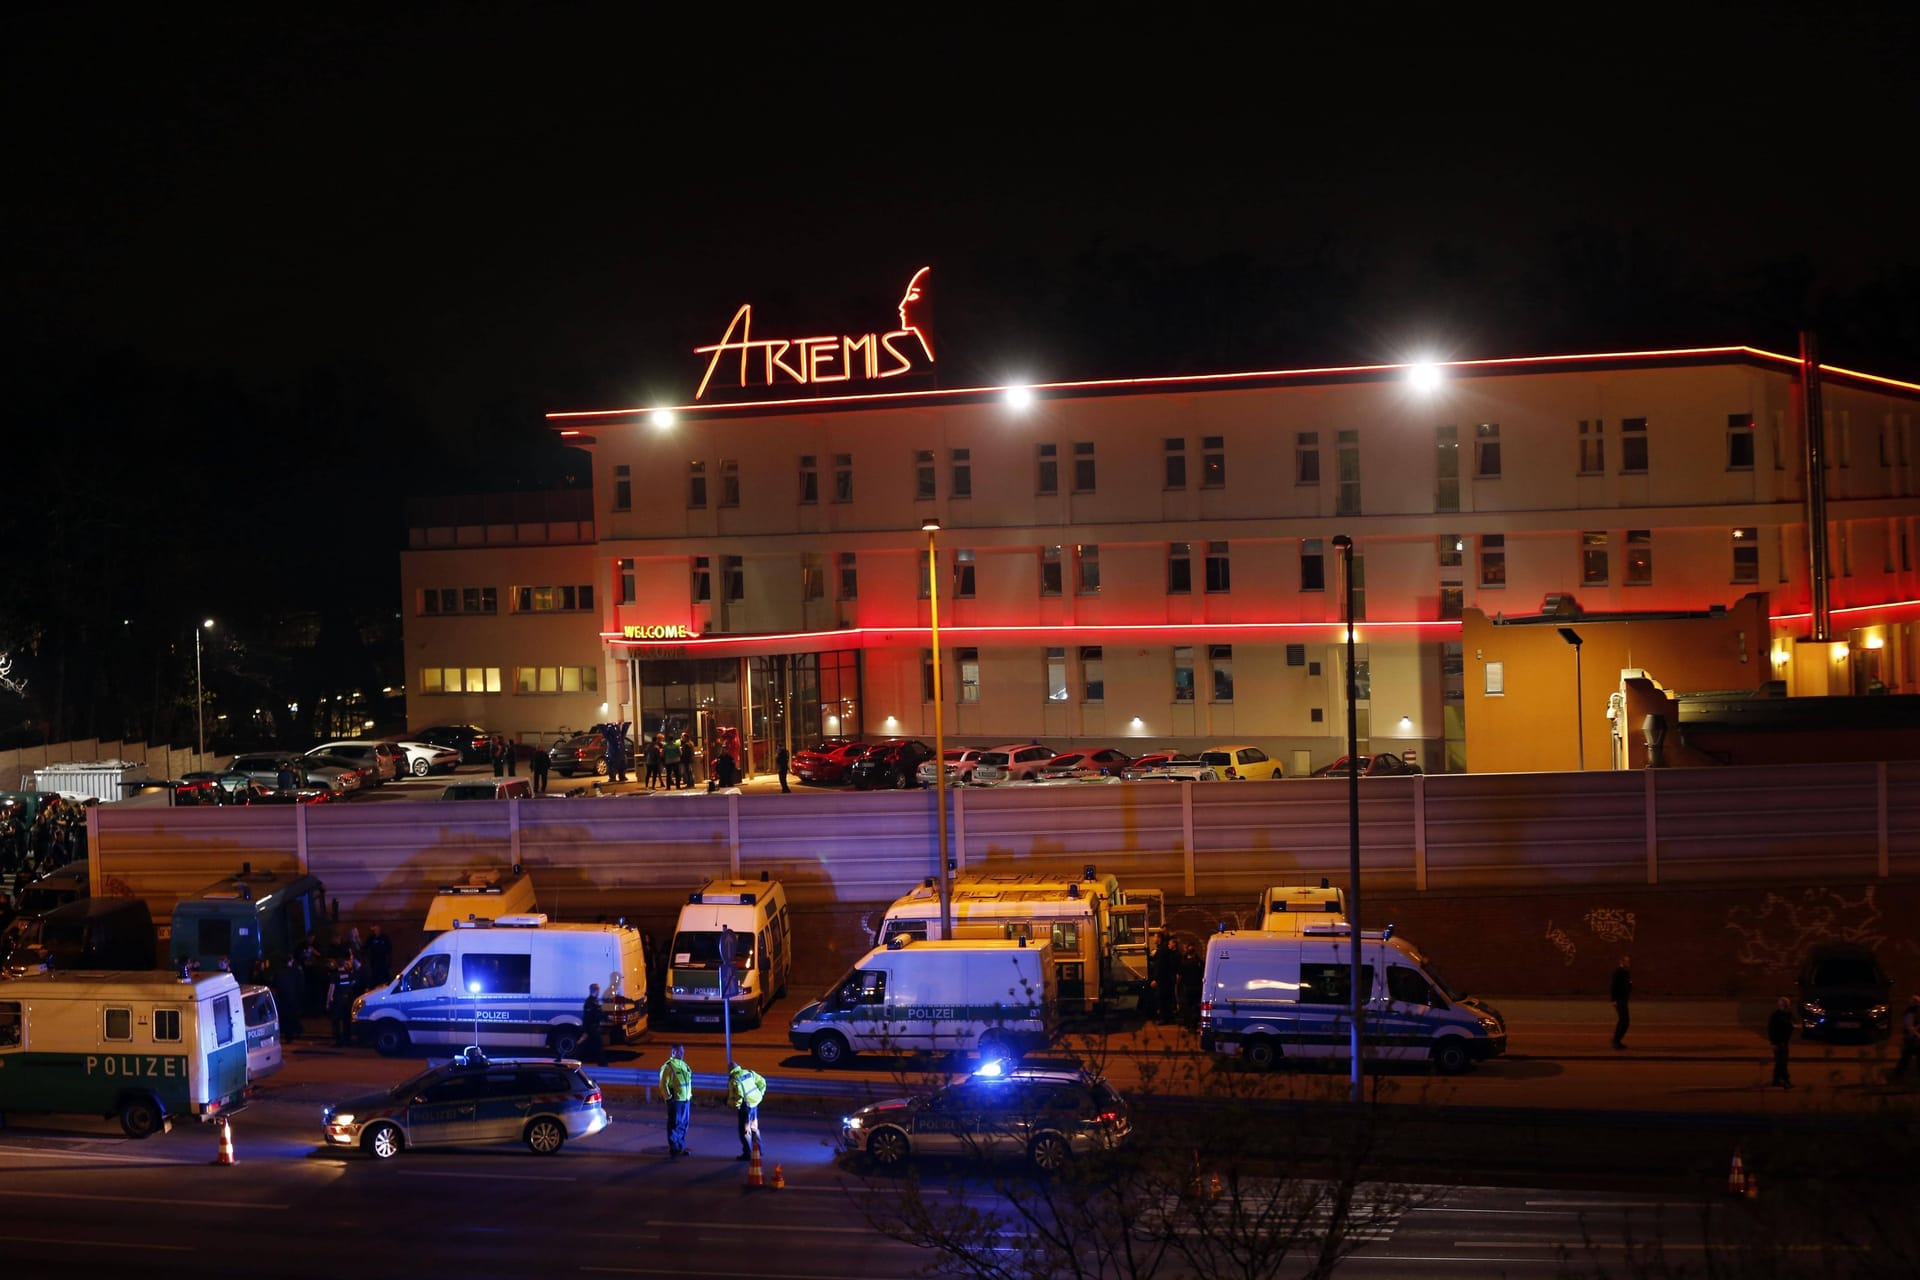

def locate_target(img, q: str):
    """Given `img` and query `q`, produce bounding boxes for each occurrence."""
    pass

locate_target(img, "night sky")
[4,5,1917,742]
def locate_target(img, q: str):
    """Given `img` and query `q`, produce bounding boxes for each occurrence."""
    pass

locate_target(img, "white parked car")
[310,741,404,784]
[970,744,1056,785]
[392,740,462,777]
[917,747,988,787]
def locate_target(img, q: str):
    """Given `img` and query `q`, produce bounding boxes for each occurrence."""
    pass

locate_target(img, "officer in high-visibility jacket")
[727,1061,767,1159]
[659,1044,693,1158]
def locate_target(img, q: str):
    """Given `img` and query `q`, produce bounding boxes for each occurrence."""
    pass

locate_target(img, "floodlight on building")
[1004,385,1034,411]
[1407,361,1443,393]
[650,409,675,428]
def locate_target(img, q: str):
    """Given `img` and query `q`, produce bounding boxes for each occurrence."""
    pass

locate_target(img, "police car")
[840,1065,1131,1173]
[322,1047,608,1159]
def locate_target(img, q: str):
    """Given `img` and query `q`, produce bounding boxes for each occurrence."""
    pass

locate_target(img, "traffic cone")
[771,1162,785,1190]
[745,1137,765,1188]
[1726,1146,1745,1197]
[211,1117,236,1166]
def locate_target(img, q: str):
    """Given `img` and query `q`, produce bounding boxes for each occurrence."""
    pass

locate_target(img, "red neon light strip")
[1774,596,1920,623]
[547,344,1920,424]
[598,619,1463,646]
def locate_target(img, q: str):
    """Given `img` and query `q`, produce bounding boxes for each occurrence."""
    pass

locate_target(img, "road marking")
[391,1169,576,1183]
[1522,1199,1683,1210]
[0,1189,290,1210]
[7,1236,193,1253]
[0,1146,160,1166]
[584,1260,920,1280]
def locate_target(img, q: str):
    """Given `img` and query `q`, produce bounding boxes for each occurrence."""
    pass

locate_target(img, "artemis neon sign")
[693,267,933,400]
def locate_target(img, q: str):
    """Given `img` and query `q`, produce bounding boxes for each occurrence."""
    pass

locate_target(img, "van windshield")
[1414,952,1465,1004]
[671,930,754,969]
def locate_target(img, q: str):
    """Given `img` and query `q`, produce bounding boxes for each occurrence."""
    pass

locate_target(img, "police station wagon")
[321,1047,608,1159]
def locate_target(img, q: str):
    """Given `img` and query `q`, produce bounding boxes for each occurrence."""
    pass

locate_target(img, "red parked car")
[791,741,872,785]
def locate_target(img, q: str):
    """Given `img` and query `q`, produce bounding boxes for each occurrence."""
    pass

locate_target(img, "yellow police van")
[665,875,791,1029]
[0,969,251,1137]
[424,867,540,932]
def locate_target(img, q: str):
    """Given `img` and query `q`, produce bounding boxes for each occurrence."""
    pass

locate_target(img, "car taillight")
[1096,1109,1123,1127]
[1226,766,1239,778]
[1199,998,1213,1031]
[586,1089,602,1105]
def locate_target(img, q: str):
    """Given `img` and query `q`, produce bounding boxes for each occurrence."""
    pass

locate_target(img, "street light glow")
[1407,361,1442,392]
[1004,385,1034,411]
[649,409,675,428]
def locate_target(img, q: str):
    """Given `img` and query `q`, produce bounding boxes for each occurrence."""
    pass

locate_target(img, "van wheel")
[866,1126,909,1169]
[371,1023,410,1057]
[525,1117,567,1155]
[978,1031,1017,1064]
[1244,1037,1281,1071]
[119,1097,163,1139]
[364,1122,402,1160]
[1431,1039,1471,1075]
[548,1026,583,1059]
[1029,1131,1072,1174]
[811,1032,851,1068]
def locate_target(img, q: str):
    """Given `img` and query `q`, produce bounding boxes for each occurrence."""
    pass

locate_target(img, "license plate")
[1835,1019,1859,1028]
[694,1014,720,1024]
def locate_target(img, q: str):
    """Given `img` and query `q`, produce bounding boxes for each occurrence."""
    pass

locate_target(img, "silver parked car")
[322,1048,609,1159]
[309,741,403,784]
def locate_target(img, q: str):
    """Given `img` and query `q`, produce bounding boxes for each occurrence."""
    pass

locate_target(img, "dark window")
[799,455,818,504]
[1080,647,1104,702]
[1167,542,1192,594]
[1301,539,1325,591]
[613,464,632,512]
[833,454,854,503]
[951,448,971,498]
[688,461,707,509]
[1387,965,1437,1006]
[1073,442,1096,492]
[1475,422,1501,478]
[1296,432,1320,484]
[723,555,744,602]
[1439,586,1464,619]
[1621,418,1648,473]
[1202,435,1225,488]
[1437,534,1463,568]
[1479,534,1506,586]
[1164,437,1187,488]
[720,460,740,507]
[1337,429,1361,515]
[1578,420,1604,474]
[916,450,936,500]
[1299,963,1373,1005]
[1727,414,1755,470]
[1434,425,1459,511]
[1040,546,1063,596]
[618,557,636,604]
[1204,541,1231,593]
[105,1007,133,1040]
[692,556,711,603]
[462,953,533,995]
[1173,646,1195,702]
[837,552,857,600]
[1582,532,1608,585]
[954,549,976,599]
[1625,530,1653,585]
[1732,527,1759,583]
[1077,544,1100,594]
[1036,444,1058,495]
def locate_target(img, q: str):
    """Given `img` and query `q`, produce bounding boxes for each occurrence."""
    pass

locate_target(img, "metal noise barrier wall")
[90,763,1920,923]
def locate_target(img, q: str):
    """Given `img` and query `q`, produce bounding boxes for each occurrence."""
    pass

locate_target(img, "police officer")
[327,958,359,1046]
[659,1044,693,1157]
[727,1060,767,1160]
[580,983,605,1065]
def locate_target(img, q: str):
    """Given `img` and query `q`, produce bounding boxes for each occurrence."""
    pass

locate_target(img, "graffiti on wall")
[1725,887,1886,974]
[1544,907,1638,966]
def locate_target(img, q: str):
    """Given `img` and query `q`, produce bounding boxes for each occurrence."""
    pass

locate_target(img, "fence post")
[1643,770,1659,885]
[1413,774,1428,892]
[509,797,522,869]
[728,792,741,879]
[1181,782,1196,898]
[952,787,967,873]
[296,802,311,877]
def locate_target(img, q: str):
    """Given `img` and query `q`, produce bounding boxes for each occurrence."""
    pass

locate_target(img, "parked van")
[442,778,533,800]
[665,875,791,1029]
[1199,926,1507,1074]
[354,915,648,1057]
[170,865,330,978]
[0,969,251,1137]
[240,983,283,1080]
[2,897,157,974]
[873,868,1163,1013]
[424,867,540,932]
[1257,882,1348,932]
[788,937,1057,1068]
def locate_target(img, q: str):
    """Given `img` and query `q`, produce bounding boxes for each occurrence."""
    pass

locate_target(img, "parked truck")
[872,866,1162,1014]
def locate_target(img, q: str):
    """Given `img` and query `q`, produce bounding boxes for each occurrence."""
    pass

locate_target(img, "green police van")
[0,969,251,1137]
[170,864,329,978]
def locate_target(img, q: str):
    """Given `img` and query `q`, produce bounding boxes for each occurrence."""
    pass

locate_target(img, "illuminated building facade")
[402,283,1920,774]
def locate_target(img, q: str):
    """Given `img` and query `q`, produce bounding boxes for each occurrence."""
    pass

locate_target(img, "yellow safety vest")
[659,1056,693,1102]
[728,1067,766,1108]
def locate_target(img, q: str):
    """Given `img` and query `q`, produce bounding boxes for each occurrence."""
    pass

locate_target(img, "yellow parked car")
[1199,744,1285,779]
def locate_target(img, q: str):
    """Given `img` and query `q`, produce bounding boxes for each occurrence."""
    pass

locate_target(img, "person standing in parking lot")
[775,744,791,793]
[659,1044,693,1156]
[580,983,605,1066]
[491,735,507,778]
[530,744,550,795]
[727,1060,766,1159]
[1610,956,1633,1049]
[364,924,393,987]
[644,736,662,789]
[1766,995,1795,1087]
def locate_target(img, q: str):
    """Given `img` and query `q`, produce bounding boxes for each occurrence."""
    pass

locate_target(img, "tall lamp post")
[923,518,951,935]
[1557,627,1585,771]
[194,618,215,757]
[1331,534,1363,1104]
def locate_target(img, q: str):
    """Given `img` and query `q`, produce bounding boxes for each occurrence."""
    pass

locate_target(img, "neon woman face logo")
[693,268,935,400]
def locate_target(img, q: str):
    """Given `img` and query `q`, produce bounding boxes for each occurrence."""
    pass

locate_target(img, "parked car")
[322,1046,609,1159]
[840,1066,1132,1173]
[1199,745,1285,780]
[1796,943,1893,1040]
[410,724,495,764]
[792,741,872,785]
[309,741,403,784]
[254,786,334,804]
[849,741,935,790]
[225,753,317,790]
[970,744,1057,785]
[301,753,369,795]
[392,740,462,777]
[1120,751,1180,778]
[1313,753,1424,779]
[1128,758,1224,782]
[917,747,989,787]
[549,731,609,778]
[1038,748,1133,779]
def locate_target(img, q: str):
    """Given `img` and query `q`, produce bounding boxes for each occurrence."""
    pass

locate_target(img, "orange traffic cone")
[211,1117,236,1166]
[1726,1146,1746,1197]
[745,1137,765,1188]
[771,1162,785,1190]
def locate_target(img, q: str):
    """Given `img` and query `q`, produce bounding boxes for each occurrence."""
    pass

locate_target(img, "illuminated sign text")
[623,624,693,640]
[694,267,933,400]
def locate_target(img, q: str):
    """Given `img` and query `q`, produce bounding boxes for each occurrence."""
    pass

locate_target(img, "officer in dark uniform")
[1151,934,1178,1025]
[328,959,359,1046]
[580,983,605,1065]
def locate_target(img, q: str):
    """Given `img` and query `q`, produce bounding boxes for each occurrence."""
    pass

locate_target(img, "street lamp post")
[1332,534,1363,1104]
[1558,627,1585,771]
[923,518,951,935]
[194,618,214,758]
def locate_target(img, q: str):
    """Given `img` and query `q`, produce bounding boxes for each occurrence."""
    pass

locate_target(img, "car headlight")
[1872,1004,1889,1017]
[330,1113,354,1126]
[843,1116,864,1131]
[1804,1001,1825,1016]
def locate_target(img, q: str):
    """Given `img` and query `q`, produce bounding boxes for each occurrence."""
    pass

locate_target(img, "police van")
[872,867,1162,1014]
[1199,926,1506,1074]
[354,915,648,1058]
[240,983,283,1080]
[1256,882,1348,932]
[170,864,330,978]
[424,866,540,932]
[0,969,251,1137]
[664,875,791,1029]
[788,937,1057,1068]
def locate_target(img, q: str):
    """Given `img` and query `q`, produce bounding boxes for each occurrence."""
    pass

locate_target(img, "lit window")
[1582,532,1608,586]
[1479,534,1506,587]
[1437,534,1463,568]
[957,648,980,704]
[1625,530,1653,585]
[1045,647,1068,702]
